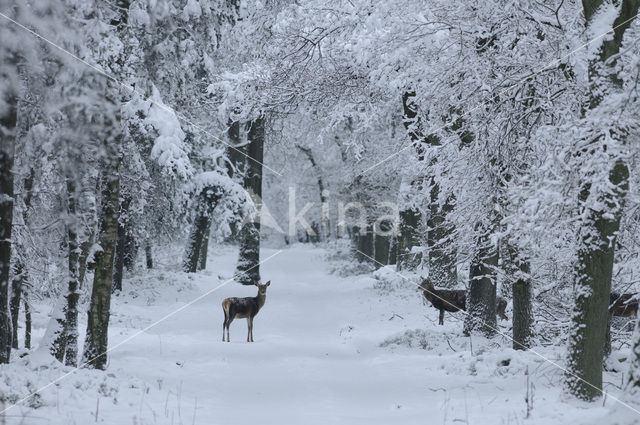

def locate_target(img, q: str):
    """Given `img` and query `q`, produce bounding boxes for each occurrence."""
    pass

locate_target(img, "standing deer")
[222,280,270,342]
[419,278,508,325]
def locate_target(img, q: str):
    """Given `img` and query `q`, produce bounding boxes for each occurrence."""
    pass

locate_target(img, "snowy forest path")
[32,245,616,425]
[105,245,441,424]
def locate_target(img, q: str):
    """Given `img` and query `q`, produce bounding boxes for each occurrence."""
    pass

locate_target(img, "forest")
[2,0,640,424]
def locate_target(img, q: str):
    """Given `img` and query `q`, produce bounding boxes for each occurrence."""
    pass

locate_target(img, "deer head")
[254,280,270,296]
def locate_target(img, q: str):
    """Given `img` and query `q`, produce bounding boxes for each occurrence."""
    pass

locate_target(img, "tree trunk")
[296,145,329,240]
[567,161,628,399]
[63,178,81,366]
[464,232,498,337]
[9,168,34,349]
[24,298,30,349]
[198,219,211,271]
[184,190,218,273]
[0,90,17,363]
[145,243,153,269]
[427,181,457,287]
[112,198,130,292]
[235,118,264,285]
[374,220,392,268]
[566,0,637,400]
[396,207,421,270]
[82,163,121,370]
[512,258,533,350]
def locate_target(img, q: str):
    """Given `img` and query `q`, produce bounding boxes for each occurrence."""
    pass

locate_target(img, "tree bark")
[112,197,130,292]
[374,220,393,268]
[512,257,533,350]
[396,207,421,270]
[0,89,17,363]
[10,168,34,349]
[145,243,153,269]
[198,219,211,271]
[566,0,638,400]
[427,181,457,287]
[184,189,220,273]
[463,231,498,337]
[63,178,81,366]
[235,118,264,285]
[82,162,121,370]
[296,145,329,240]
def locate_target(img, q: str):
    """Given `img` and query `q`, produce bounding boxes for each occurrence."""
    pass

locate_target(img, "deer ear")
[265,281,271,286]
[254,280,260,286]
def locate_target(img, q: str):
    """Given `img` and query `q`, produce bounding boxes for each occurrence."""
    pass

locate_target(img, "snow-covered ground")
[0,245,635,424]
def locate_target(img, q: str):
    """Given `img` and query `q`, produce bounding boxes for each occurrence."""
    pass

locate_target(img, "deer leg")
[250,318,254,342]
[223,311,228,342]
[439,309,445,325]
[247,318,252,342]
[226,313,234,342]
[222,320,226,342]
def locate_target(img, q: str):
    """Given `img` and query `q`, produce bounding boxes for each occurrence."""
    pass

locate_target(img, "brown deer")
[222,281,270,342]
[610,292,638,318]
[419,278,508,325]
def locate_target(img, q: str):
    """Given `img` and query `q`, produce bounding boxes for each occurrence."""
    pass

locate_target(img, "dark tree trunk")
[82,162,121,370]
[464,232,498,337]
[356,224,374,263]
[235,118,264,285]
[9,265,23,349]
[24,298,30,349]
[512,258,533,350]
[374,220,393,268]
[112,198,130,292]
[184,193,217,273]
[0,90,17,363]
[396,207,421,270]
[567,0,638,400]
[427,181,457,287]
[145,243,153,269]
[9,168,34,349]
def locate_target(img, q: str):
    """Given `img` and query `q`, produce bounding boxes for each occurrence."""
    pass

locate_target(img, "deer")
[222,280,270,342]
[419,278,508,325]
[610,292,638,318]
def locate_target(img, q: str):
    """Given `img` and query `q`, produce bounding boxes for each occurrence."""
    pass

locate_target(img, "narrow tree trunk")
[296,145,329,240]
[82,163,121,370]
[464,232,498,337]
[24,298,30,349]
[9,168,34,349]
[235,118,264,285]
[9,265,22,349]
[184,192,217,273]
[0,91,17,363]
[145,243,153,269]
[198,219,211,271]
[512,258,533,350]
[112,198,130,293]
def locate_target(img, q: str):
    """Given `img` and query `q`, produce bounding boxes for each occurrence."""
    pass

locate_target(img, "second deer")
[419,278,508,325]
[222,280,270,342]
[610,292,638,318]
